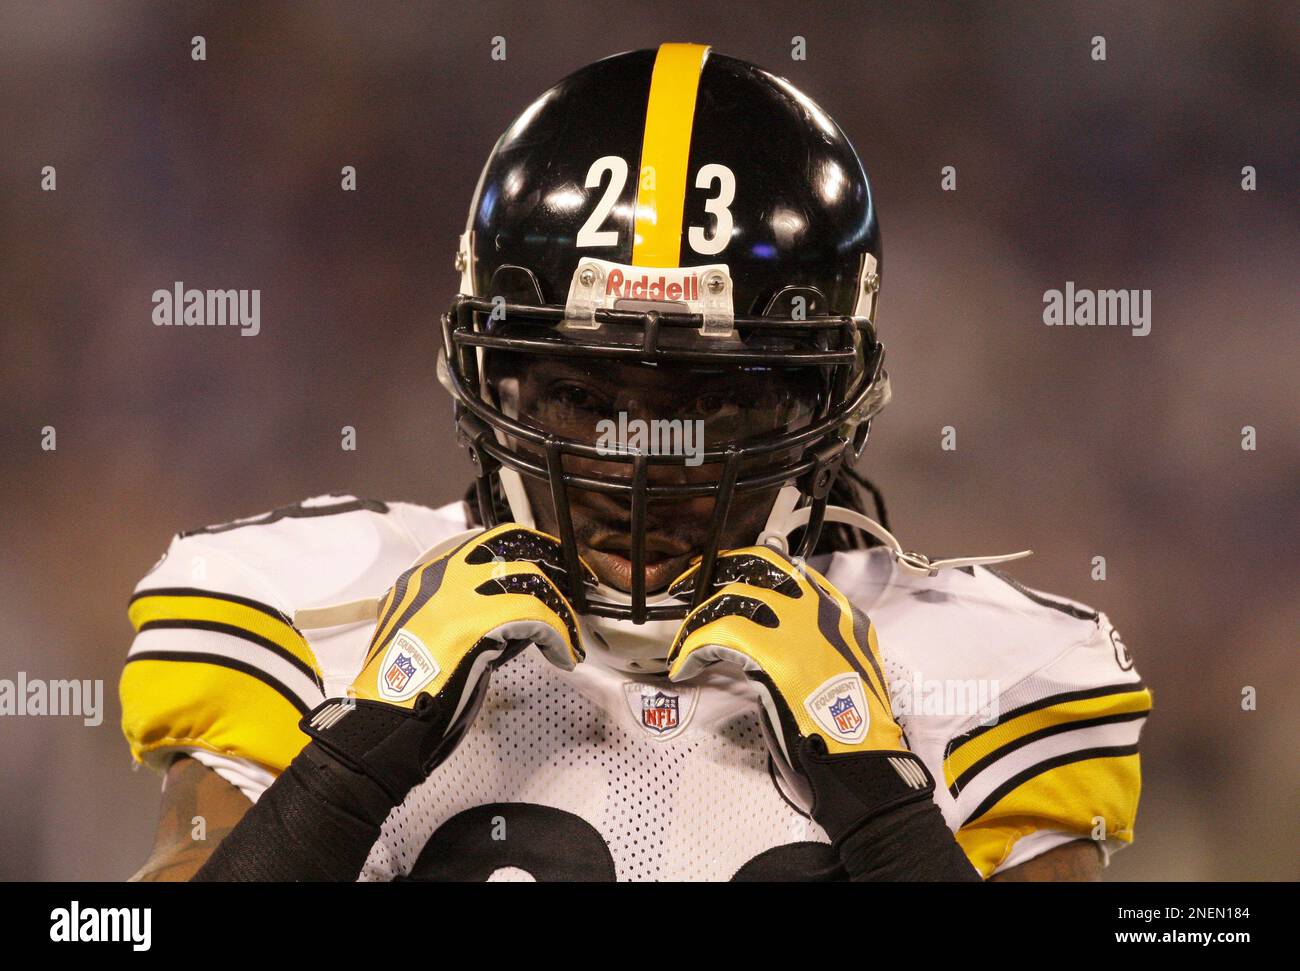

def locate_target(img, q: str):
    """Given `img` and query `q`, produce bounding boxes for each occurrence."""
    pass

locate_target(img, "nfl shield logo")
[642,691,679,734]
[384,652,417,693]
[829,695,862,734]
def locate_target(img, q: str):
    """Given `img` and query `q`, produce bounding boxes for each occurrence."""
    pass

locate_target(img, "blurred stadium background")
[0,0,1295,880]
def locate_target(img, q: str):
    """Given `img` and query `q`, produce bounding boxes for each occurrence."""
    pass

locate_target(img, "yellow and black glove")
[353,523,588,704]
[304,523,593,802]
[667,546,979,881]
[197,525,593,881]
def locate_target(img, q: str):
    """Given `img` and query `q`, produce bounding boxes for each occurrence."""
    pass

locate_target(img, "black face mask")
[440,45,890,624]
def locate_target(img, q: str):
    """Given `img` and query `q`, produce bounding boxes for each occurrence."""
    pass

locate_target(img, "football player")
[123,45,1151,881]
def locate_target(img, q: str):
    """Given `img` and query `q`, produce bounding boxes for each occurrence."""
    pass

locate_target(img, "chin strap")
[758,504,1032,577]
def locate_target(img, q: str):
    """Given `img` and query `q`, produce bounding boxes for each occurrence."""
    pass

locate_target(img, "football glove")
[667,546,976,880]
[197,524,596,881]
[302,523,595,804]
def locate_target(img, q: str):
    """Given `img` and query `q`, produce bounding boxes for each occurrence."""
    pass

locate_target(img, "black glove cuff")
[300,695,449,805]
[795,735,937,843]
[837,795,983,882]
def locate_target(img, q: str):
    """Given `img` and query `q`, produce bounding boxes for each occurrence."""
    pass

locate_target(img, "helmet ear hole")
[487,265,546,306]
[760,286,830,318]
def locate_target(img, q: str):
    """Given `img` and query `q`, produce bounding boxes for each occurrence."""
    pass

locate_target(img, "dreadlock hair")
[461,463,888,554]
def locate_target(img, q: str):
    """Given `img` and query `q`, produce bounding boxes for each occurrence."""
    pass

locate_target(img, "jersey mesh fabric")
[360,650,826,881]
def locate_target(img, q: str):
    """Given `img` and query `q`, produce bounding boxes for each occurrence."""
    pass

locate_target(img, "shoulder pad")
[823,548,1151,876]
[120,495,470,774]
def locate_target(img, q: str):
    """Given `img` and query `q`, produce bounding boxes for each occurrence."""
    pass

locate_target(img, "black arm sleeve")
[193,742,394,882]
[194,695,449,882]
[836,797,982,882]
[795,737,982,882]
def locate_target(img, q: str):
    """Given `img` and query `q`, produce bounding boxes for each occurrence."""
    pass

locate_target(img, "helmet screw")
[578,266,597,287]
[863,272,880,294]
[705,273,726,295]
[454,251,467,272]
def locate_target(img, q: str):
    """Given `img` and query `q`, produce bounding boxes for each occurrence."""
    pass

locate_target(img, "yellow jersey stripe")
[120,656,310,773]
[947,681,1151,759]
[956,751,1142,876]
[962,744,1141,828]
[126,651,314,716]
[129,590,321,684]
[632,42,710,267]
[944,686,1151,789]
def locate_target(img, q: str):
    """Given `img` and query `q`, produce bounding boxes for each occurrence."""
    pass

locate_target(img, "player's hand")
[301,524,594,803]
[667,545,903,758]
[667,546,934,841]
[351,523,593,709]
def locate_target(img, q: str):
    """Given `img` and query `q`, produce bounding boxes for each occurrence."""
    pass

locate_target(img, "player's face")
[492,357,819,593]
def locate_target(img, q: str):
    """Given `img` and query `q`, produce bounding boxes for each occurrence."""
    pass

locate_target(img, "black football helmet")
[439,44,890,627]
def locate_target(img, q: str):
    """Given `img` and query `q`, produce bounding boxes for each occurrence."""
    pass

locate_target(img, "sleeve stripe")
[947,708,1148,797]
[177,496,390,538]
[944,685,1152,789]
[128,585,292,622]
[946,680,1148,755]
[137,618,321,688]
[125,651,314,717]
[128,589,322,688]
[128,625,325,708]
[961,743,1139,827]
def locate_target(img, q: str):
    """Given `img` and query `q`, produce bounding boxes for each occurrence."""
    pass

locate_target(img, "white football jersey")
[121,494,1150,880]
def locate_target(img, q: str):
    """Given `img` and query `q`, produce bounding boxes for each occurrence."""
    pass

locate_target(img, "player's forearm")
[989,840,1103,882]
[192,742,395,881]
[131,756,250,881]
[194,697,447,882]
[797,741,981,882]
[835,797,981,882]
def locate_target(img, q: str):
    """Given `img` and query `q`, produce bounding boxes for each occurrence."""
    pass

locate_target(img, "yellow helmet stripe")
[632,43,710,268]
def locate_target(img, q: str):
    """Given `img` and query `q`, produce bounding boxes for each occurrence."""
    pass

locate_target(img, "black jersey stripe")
[946,680,1148,756]
[125,651,314,717]
[948,709,1149,797]
[960,744,1140,827]
[136,619,322,690]
[179,496,390,538]
[129,586,294,626]
[984,567,1099,621]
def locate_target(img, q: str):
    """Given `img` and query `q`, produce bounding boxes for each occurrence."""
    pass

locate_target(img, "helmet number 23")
[576,156,735,256]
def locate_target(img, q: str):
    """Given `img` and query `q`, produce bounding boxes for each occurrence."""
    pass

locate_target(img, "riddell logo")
[605,268,700,303]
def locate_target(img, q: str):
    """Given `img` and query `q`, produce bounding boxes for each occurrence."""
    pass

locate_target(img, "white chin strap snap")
[758,502,1032,577]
